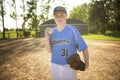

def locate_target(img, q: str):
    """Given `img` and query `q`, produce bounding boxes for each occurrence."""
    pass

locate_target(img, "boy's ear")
[67,16,68,19]
[66,15,68,19]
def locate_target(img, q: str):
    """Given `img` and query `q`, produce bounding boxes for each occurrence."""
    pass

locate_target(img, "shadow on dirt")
[0,38,44,65]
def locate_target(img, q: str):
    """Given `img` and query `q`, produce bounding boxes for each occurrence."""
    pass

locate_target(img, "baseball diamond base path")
[0,38,120,80]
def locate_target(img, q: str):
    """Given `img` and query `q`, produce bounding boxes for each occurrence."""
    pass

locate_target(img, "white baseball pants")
[51,62,77,80]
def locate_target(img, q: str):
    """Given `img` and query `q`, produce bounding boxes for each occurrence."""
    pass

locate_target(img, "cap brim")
[53,12,66,15]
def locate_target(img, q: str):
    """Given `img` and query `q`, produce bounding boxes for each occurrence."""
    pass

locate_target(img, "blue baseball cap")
[53,6,67,15]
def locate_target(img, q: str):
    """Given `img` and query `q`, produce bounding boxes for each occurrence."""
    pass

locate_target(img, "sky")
[51,0,90,16]
[0,0,90,31]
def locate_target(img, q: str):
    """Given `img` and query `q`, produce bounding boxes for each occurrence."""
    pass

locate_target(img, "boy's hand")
[83,48,89,70]
[85,63,89,70]
[45,28,53,38]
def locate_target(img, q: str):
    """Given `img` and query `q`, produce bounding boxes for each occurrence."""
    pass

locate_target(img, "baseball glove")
[67,53,85,71]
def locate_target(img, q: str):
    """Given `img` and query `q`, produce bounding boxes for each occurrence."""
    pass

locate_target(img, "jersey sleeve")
[72,27,88,52]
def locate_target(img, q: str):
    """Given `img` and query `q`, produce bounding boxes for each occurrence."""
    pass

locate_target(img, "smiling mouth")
[57,20,62,22]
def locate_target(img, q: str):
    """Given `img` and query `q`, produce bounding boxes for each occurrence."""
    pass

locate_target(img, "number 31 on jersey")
[61,49,68,57]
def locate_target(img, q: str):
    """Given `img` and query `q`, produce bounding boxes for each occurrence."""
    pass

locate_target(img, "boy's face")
[53,12,67,25]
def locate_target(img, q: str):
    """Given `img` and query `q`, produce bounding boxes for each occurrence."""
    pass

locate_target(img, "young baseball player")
[45,6,89,80]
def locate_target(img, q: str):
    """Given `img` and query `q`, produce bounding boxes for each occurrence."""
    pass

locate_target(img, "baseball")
[48,28,53,34]
[47,28,53,35]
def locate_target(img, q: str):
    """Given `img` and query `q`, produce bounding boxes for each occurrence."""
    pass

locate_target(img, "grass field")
[0,31,19,38]
[0,31,120,41]
[0,31,36,39]
[82,34,120,41]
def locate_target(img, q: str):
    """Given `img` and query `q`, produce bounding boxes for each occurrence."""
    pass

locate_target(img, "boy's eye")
[55,15,64,18]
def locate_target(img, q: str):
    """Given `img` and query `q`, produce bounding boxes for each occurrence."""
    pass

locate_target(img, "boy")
[45,6,89,80]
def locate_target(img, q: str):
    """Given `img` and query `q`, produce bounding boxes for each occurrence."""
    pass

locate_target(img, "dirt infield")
[0,38,120,80]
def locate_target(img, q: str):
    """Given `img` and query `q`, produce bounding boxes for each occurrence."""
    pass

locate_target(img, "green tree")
[20,0,26,37]
[69,3,88,23]
[9,0,19,37]
[88,1,106,34]
[20,0,54,37]
[39,0,52,22]
[24,0,38,37]
[0,0,6,39]
[106,0,120,32]
[87,3,96,33]
[89,0,120,34]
